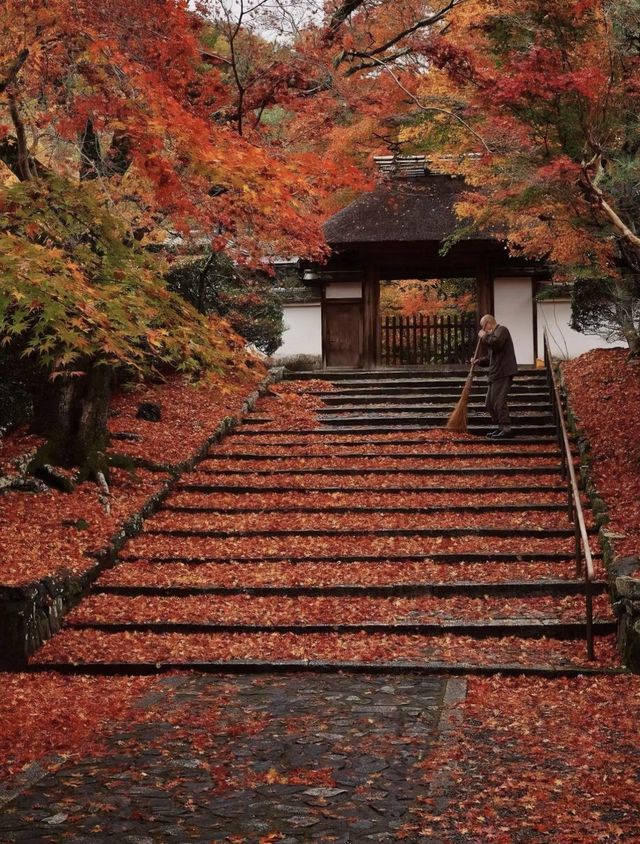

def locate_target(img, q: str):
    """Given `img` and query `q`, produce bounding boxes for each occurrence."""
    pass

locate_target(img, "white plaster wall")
[273,303,322,358]
[493,278,535,365]
[537,299,626,360]
[325,282,362,299]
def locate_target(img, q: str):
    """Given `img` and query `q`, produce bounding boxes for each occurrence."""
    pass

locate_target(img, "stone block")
[615,576,640,601]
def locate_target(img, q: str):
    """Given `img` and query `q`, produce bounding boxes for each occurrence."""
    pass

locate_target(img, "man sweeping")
[472,314,518,439]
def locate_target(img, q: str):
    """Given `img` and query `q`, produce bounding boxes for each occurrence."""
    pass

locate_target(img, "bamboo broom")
[446,337,483,433]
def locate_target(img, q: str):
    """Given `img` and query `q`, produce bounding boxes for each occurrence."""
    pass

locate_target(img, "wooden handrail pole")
[543,328,596,660]
[586,585,595,661]
[575,522,582,576]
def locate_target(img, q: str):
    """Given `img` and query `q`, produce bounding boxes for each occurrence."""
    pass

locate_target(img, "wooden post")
[384,316,390,366]
[363,264,380,370]
[532,277,539,362]
[476,271,493,323]
[412,316,418,365]
[321,284,327,368]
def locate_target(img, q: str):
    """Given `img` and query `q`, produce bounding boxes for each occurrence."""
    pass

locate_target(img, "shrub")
[166,253,284,355]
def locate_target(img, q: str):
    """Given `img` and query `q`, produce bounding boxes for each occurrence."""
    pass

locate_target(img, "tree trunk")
[31,363,113,475]
[620,319,640,357]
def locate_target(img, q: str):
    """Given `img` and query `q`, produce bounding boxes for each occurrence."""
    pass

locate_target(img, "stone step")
[318,398,551,412]
[119,551,592,565]
[204,450,560,461]
[193,465,561,477]
[176,483,567,495]
[315,386,551,397]
[145,526,589,540]
[161,503,569,514]
[93,580,608,599]
[292,372,549,393]
[233,425,558,448]
[26,660,625,678]
[317,411,554,422]
[315,424,558,436]
[318,380,550,389]
[285,368,547,381]
[316,401,554,413]
[30,626,619,676]
[62,618,616,639]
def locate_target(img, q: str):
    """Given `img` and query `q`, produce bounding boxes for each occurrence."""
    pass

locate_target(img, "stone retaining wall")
[0,369,282,669]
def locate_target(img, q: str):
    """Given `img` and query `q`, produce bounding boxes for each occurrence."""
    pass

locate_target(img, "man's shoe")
[486,429,501,438]
[492,429,514,439]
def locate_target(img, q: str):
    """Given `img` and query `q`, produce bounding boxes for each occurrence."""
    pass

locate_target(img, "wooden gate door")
[324,301,363,367]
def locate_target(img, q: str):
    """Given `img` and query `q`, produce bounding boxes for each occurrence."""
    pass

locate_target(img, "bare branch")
[343,47,413,77]
[342,1,465,63]
[362,55,492,154]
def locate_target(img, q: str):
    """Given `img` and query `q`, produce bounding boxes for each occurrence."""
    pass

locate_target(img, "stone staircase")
[29,367,620,676]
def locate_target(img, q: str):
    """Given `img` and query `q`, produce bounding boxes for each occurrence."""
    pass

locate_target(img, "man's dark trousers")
[486,375,513,431]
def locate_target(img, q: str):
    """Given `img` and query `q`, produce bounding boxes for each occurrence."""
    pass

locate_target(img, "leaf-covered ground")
[407,675,640,843]
[0,674,154,781]
[0,367,264,587]
[3,356,637,842]
[0,469,170,585]
[563,349,640,560]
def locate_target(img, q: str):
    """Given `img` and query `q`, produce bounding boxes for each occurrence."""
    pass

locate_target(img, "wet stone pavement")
[0,673,464,843]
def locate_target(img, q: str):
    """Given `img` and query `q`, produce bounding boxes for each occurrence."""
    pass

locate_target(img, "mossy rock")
[624,618,640,673]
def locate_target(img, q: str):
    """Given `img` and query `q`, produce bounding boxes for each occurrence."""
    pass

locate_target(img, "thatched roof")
[324,174,489,246]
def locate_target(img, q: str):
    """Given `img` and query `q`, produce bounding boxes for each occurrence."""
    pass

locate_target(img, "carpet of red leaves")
[125,533,578,560]
[97,559,590,589]
[169,489,570,508]
[67,592,612,625]
[108,371,263,467]
[216,440,557,456]
[563,349,640,560]
[146,508,590,532]
[32,629,620,667]
[5,361,633,817]
[0,368,264,587]
[202,455,559,470]
[239,380,333,430]
[183,470,562,490]
[408,674,640,843]
[0,469,169,586]
[0,674,154,781]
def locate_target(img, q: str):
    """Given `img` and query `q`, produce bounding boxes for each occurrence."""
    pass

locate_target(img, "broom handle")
[467,336,484,380]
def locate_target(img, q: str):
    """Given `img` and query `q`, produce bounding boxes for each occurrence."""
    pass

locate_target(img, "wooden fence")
[380,313,477,366]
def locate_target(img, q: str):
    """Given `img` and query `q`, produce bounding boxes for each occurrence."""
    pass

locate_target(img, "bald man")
[472,314,518,439]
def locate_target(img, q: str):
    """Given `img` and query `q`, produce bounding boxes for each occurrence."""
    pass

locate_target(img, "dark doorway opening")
[379,278,477,366]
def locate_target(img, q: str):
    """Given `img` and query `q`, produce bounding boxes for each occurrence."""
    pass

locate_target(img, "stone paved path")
[0,673,464,843]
